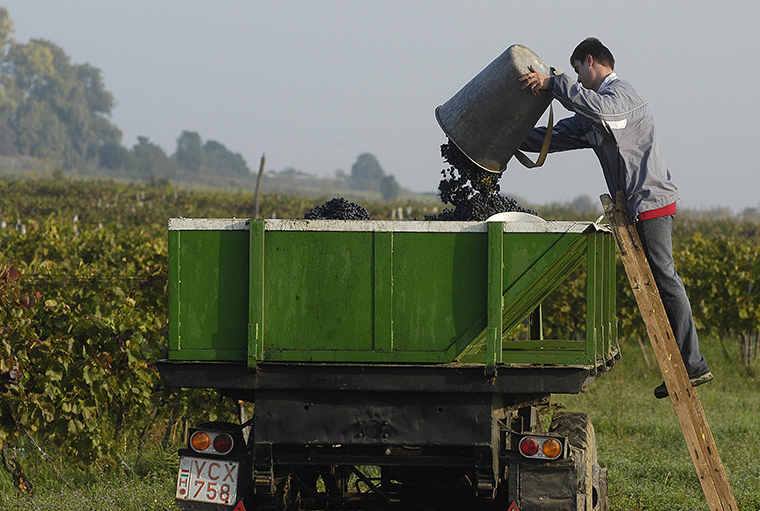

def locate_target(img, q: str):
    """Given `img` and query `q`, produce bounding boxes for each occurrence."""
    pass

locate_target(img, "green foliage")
[0,9,121,168]
[99,142,134,170]
[0,226,198,464]
[0,178,274,466]
[174,130,203,173]
[173,131,251,176]
[203,139,249,176]
[0,8,13,46]
[347,152,404,202]
[677,233,759,340]
[131,136,175,179]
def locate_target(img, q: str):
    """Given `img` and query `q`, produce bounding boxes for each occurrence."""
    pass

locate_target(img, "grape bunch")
[426,140,536,221]
[304,197,371,220]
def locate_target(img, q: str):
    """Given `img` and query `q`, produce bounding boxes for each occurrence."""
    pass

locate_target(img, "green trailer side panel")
[262,231,375,354]
[169,229,249,360]
[461,231,588,361]
[258,230,488,361]
[391,231,487,353]
[373,231,394,353]
[167,219,618,369]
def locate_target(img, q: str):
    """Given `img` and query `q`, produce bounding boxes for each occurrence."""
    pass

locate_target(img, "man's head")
[570,38,615,91]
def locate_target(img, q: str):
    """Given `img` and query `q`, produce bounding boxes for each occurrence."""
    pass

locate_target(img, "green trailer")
[159,215,619,511]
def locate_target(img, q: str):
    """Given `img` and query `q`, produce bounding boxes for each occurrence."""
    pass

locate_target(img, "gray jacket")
[520,73,679,218]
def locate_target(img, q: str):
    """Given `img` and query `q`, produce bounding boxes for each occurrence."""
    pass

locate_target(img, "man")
[518,37,712,398]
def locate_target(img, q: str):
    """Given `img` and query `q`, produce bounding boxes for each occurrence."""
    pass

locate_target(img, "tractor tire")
[550,412,609,511]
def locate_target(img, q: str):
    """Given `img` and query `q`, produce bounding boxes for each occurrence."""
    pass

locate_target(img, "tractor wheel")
[550,412,609,511]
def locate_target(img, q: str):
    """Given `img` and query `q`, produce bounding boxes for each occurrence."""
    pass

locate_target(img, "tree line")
[0,7,401,201]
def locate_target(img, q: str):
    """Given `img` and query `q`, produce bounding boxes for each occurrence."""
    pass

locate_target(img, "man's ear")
[586,54,594,67]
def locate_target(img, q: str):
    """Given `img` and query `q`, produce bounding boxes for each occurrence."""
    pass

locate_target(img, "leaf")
[1,266,19,281]
[40,402,55,423]
[44,366,62,381]
[82,365,95,385]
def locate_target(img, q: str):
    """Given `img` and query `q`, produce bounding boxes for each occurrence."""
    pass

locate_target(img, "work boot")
[654,371,713,399]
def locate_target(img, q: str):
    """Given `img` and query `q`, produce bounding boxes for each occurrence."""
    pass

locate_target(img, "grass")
[1,339,758,510]
[0,446,179,511]
[561,336,760,510]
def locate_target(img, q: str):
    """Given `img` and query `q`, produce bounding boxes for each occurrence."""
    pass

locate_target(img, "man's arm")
[521,68,638,126]
[520,115,595,153]
[549,74,623,119]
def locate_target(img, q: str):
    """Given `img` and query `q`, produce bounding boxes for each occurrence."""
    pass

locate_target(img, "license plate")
[176,456,239,505]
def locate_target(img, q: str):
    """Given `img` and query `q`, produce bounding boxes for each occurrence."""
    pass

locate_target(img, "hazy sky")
[3,1,758,212]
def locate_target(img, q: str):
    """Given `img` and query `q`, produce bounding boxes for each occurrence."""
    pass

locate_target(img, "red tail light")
[518,437,540,457]
[213,433,234,454]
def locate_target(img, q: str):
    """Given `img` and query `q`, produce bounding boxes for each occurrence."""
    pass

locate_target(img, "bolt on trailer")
[158,215,618,511]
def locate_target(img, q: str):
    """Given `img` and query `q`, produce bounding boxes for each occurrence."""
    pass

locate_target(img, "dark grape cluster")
[426,140,536,221]
[304,197,371,220]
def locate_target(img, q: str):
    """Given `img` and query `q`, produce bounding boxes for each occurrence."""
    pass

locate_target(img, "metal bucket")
[436,44,553,173]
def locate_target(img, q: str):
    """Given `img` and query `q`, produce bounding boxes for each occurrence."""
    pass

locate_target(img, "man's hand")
[520,65,551,96]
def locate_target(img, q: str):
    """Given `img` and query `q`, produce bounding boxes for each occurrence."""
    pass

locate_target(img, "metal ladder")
[600,191,737,511]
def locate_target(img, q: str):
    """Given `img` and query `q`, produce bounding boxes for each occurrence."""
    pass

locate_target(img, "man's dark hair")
[570,37,615,70]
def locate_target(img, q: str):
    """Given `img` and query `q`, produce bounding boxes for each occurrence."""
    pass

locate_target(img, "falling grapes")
[426,140,536,221]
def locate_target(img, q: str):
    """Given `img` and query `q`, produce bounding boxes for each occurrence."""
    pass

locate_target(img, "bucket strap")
[514,102,554,168]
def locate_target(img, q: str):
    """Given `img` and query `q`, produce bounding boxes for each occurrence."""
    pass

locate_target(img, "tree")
[0,118,18,155]
[99,142,133,170]
[571,195,598,214]
[174,131,204,173]
[132,136,176,178]
[380,175,401,202]
[350,152,385,191]
[173,133,250,176]
[0,8,13,51]
[203,139,249,176]
[0,9,121,166]
[14,98,69,160]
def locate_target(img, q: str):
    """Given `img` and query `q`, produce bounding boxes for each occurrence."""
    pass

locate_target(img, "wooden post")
[600,192,736,510]
[253,153,266,219]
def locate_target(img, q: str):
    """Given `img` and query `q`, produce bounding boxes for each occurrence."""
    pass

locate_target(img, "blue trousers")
[635,215,710,378]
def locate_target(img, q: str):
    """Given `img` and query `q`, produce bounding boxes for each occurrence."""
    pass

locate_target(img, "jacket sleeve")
[519,114,595,153]
[549,74,635,126]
